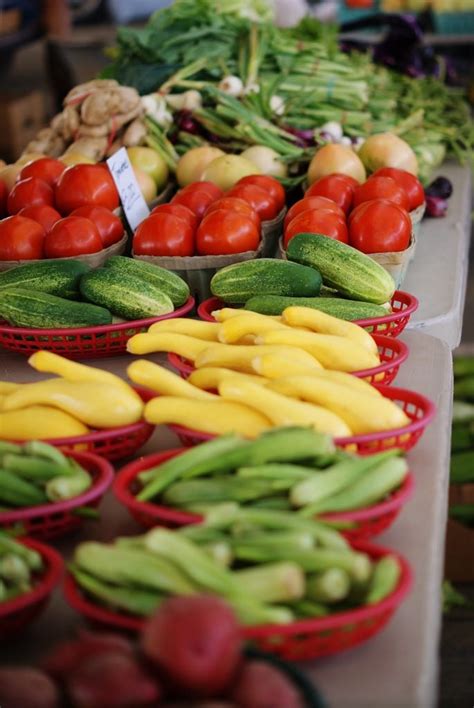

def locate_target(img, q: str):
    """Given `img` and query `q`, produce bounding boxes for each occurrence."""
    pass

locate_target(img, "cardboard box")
[0,91,46,162]
[444,483,474,582]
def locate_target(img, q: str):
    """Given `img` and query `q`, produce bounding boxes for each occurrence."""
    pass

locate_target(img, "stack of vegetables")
[0,257,190,328]
[0,532,44,604]
[133,174,285,257]
[70,510,403,625]
[125,426,409,518]
[450,356,474,529]
[0,442,93,509]
[125,307,409,438]
[0,353,144,441]
[101,0,474,183]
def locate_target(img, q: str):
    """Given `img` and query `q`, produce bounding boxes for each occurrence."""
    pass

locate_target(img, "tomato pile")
[283,168,424,254]
[133,175,284,257]
[0,160,122,261]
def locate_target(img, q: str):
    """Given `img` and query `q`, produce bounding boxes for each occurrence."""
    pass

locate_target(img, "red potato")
[229,661,303,708]
[66,651,161,708]
[141,595,242,699]
[0,666,60,708]
[43,629,134,679]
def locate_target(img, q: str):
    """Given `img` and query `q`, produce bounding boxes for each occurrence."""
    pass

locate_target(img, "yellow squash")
[218,379,352,437]
[2,379,144,429]
[0,382,19,394]
[147,319,221,341]
[258,330,379,372]
[217,313,288,344]
[188,367,268,391]
[282,306,378,356]
[195,344,322,374]
[28,351,133,393]
[127,333,210,361]
[268,376,409,434]
[252,353,322,379]
[0,406,89,440]
[144,396,271,438]
[127,360,215,400]
[213,308,279,323]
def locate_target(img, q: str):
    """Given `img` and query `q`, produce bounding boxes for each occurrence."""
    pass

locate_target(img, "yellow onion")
[358,133,418,176]
[133,166,157,204]
[15,153,46,167]
[241,146,288,179]
[0,164,22,191]
[307,144,366,185]
[176,146,225,187]
[201,155,261,191]
[60,152,96,166]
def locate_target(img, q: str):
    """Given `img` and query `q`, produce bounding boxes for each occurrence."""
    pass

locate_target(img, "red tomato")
[226,184,278,222]
[284,196,344,230]
[180,181,224,200]
[0,215,45,260]
[306,174,358,214]
[150,203,198,231]
[45,216,103,258]
[19,205,61,233]
[284,209,348,248]
[55,164,119,215]
[236,175,286,212]
[353,176,409,211]
[19,157,65,188]
[372,167,424,211]
[349,199,411,253]
[71,206,123,248]
[7,177,54,215]
[134,213,194,257]
[171,188,218,220]
[0,180,7,217]
[204,197,260,226]
[197,210,260,256]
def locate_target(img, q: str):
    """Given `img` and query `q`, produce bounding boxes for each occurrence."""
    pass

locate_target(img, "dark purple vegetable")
[43,630,134,680]
[425,176,453,200]
[283,126,315,148]
[0,667,60,708]
[176,111,201,135]
[425,195,448,218]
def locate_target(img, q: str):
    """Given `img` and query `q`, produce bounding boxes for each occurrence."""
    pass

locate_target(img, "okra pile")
[450,357,474,528]
[135,427,408,517]
[71,507,402,624]
[0,532,44,603]
[0,441,92,510]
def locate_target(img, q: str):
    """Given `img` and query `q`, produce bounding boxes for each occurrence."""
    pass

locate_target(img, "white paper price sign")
[107,148,150,231]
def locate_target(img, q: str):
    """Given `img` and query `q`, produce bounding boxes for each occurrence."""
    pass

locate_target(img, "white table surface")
[0,329,453,708]
[405,163,472,350]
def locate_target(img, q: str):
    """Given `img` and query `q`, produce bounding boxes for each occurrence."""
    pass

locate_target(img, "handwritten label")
[107,148,150,231]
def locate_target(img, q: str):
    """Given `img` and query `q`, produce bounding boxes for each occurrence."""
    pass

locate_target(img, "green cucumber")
[80,268,174,320]
[211,259,322,305]
[0,288,112,328]
[244,295,389,319]
[0,260,90,299]
[105,256,190,307]
[286,233,395,305]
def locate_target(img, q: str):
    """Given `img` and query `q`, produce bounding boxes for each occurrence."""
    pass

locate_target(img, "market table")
[0,328,452,708]
[405,163,472,350]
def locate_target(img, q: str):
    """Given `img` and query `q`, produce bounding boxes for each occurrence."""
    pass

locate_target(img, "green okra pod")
[163,477,284,507]
[233,561,305,603]
[242,427,336,466]
[365,556,401,605]
[22,441,69,466]
[0,533,42,570]
[291,449,401,509]
[306,568,351,604]
[0,469,48,508]
[0,554,31,585]
[203,542,233,568]
[71,566,162,616]
[74,543,196,595]
[3,454,75,482]
[300,457,408,516]
[291,599,330,618]
[137,434,250,499]
[237,463,314,483]
[46,464,92,502]
[228,596,294,626]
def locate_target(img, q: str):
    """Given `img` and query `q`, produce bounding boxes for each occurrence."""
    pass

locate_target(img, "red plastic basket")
[168,384,435,454]
[35,388,155,462]
[63,541,412,661]
[0,538,63,639]
[114,449,415,539]
[168,334,409,386]
[0,296,195,360]
[0,451,114,540]
[197,291,418,337]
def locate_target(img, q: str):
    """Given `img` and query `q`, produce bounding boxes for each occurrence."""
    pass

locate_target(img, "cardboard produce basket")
[133,208,286,302]
[368,230,416,290]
